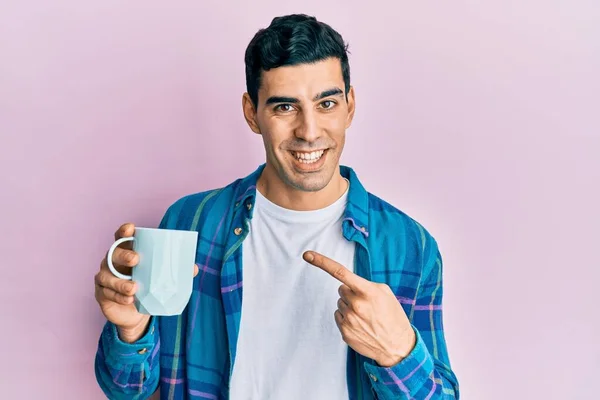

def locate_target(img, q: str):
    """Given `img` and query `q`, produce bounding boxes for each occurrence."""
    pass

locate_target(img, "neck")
[256,164,348,211]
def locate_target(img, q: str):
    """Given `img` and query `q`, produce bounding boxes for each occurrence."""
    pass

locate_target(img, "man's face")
[243,57,355,192]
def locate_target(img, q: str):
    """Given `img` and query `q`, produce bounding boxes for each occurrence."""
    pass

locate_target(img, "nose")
[294,109,321,143]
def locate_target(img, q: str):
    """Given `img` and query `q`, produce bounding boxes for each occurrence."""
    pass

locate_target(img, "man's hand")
[303,250,416,367]
[94,223,200,343]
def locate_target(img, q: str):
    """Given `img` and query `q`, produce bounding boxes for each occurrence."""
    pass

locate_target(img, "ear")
[242,93,261,134]
[345,86,356,129]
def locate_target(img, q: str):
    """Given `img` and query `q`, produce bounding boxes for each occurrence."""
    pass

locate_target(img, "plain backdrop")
[1,1,598,399]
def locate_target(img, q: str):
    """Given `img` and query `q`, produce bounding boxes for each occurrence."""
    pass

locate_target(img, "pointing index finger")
[303,251,367,292]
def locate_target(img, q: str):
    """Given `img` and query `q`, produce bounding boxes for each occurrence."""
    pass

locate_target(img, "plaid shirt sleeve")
[94,203,185,399]
[363,237,460,399]
[94,316,161,399]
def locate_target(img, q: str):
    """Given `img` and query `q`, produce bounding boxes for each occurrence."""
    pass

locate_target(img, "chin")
[291,178,330,192]
[286,164,336,193]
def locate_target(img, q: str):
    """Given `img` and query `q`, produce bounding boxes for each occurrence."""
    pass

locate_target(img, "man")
[94,14,459,400]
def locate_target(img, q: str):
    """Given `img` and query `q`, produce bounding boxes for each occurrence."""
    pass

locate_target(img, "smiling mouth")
[290,149,326,164]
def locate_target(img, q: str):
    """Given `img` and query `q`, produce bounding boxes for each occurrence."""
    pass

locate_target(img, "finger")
[334,309,345,327]
[97,285,134,306]
[338,284,359,303]
[114,223,135,251]
[95,270,137,296]
[100,256,133,278]
[337,297,350,317]
[193,264,199,277]
[303,251,368,292]
[110,247,139,268]
[114,223,135,241]
[339,285,368,315]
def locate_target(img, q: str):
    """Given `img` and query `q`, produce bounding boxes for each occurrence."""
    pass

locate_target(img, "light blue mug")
[106,227,198,316]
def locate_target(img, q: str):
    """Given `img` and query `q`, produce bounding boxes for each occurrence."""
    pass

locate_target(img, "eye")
[275,104,294,113]
[319,100,336,110]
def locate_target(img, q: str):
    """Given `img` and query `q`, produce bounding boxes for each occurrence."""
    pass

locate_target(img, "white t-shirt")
[229,184,356,400]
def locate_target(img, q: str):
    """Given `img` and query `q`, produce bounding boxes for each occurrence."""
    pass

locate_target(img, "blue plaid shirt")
[95,164,459,399]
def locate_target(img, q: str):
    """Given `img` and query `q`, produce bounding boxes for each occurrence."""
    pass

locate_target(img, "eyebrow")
[314,87,344,101]
[265,87,344,105]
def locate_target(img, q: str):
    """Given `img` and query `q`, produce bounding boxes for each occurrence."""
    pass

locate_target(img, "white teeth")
[292,150,325,164]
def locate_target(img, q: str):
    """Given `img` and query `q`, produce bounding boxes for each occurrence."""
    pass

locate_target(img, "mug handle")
[106,237,135,281]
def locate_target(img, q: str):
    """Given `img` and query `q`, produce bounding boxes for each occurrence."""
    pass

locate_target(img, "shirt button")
[360,226,367,232]
[235,202,240,207]
[137,348,148,355]
[369,373,377,382]
[246,203,252,210]
[234,227,243,235]
[150,326,155,335]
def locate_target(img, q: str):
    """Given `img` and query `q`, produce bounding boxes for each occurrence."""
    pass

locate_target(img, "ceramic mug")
[106,227,198,316]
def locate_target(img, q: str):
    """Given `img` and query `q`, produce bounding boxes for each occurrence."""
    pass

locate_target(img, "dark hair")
[244,14,350,106]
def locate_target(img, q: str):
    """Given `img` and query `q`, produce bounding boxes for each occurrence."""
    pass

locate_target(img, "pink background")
[1,1,598,399]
